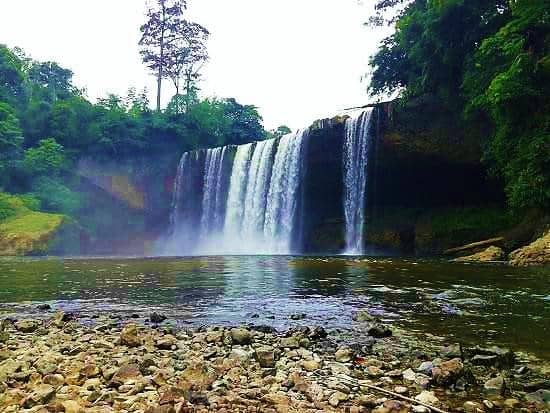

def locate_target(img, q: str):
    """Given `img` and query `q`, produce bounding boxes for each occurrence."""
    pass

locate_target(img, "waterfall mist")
[163,130,308,255]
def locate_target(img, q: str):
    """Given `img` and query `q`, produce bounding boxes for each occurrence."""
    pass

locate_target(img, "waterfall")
[224,143,254,238]
[264,130,307,253]
[200,147,226,239]
[342,109,374,255]
[167,129,308,255]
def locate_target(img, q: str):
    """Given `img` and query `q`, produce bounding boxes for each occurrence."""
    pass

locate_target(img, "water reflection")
[0,256,548,358]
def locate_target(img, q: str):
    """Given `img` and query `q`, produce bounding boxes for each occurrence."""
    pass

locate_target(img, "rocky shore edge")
[1,311,549,413]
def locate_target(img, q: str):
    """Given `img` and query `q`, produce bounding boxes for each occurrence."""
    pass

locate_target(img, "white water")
[168,130,307,255]
[342,109,373,255]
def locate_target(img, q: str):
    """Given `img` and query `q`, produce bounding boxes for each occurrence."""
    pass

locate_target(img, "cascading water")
[167,130,307,255]
[264,130,306,253]
[342,109,374,255]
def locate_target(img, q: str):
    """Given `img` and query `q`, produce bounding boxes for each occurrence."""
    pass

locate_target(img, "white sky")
[0,0,389,130]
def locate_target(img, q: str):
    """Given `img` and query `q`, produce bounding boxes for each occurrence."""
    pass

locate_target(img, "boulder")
[120,323,141,347]
[431,358,463,386]
[483,375,505,396]
[368,324,392,338]
[415,391,439,406]
[453,246,505,262]
[335,347,354,362]
[509,230,550,266]
[230,327,252,345]
[255,346,277,368]
[280,336,300,349]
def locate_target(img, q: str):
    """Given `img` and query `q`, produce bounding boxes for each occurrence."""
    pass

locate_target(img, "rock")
[229,347,251,363]
[503,398,520,409]
[309,326,328,340]
[509,230,550,266]
[111,364,142,386]
[355,310,377,322]
[62,400,84,413]
[14,319,40,333]
[416,361,433,375]
[23,384,55,407]
[367,365,384,377]
[368,324,392,338]
[328,391,348,407]
[280,336,300,349]
[146,405,176,413]
[431,358,463,386]
[150,312,167,323]
[255,346,277,368]
[289,313,306,320]
[120,323,141,347]
[402,368,417,382]
[43,373,65,386]
[205,330,224,343]
[415,391,439,406]
[156,334,177,350]
[335,347,354,362]
[412,406,430,413]
[525,389,550,404]
[230,327,252,345]
[440,343,461,358]
[37,303,51,311]
[483,375,505,396]
[464,346,515,369]
[0,358,20,381]
[463,401,484,413]
[471,354,499,366]
[302,359,321,372]
[394,386,408,395]
[453,246,505,262]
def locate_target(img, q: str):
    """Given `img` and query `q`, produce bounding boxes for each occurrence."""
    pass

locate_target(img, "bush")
[31,177,81,215]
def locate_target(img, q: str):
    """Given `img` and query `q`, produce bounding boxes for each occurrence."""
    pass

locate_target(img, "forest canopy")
[368,0,550,211]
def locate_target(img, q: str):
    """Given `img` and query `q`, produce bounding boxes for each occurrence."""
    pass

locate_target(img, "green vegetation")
[368,0,549,211]
[0,37,270,253]
[0,193,68,255]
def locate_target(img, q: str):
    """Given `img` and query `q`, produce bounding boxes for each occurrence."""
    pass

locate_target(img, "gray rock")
[255,346,277,368]
[483,375,505,396]
[280,336,300,349]
[416,361,433,375]
[463,401,484,413]
[230,327,252,345]
[525,389,550,405]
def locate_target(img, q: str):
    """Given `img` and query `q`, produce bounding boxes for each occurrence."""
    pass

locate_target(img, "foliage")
[368,0,549,210]
[24,138,67,176]
[31,177,81,215]
[0,42,267,232]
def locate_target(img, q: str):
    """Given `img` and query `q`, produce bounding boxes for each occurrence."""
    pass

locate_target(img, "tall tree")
[139,0,208,111]
[28,61,75,102]
[165,21,209,113]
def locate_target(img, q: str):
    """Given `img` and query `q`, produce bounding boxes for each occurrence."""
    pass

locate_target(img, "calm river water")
[0,256,548,358]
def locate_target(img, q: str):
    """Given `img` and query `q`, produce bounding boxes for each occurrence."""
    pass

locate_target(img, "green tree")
[23,138,67,177]
[0,102,23,189]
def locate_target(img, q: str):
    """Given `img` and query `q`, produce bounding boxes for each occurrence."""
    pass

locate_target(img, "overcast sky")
[0,0,389,129]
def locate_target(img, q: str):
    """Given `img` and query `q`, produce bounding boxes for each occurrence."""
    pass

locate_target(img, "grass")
[0,192,66,255]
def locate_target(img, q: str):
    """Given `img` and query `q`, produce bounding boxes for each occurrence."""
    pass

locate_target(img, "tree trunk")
[156,3,166,111]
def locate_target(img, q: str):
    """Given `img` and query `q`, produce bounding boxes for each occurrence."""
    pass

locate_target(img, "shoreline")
[1,311,549,412]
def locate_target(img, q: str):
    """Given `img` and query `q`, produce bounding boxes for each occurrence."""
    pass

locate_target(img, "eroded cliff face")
[299,101,514,255]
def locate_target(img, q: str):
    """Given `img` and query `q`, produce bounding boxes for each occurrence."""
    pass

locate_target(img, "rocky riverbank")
[1,311,549,413]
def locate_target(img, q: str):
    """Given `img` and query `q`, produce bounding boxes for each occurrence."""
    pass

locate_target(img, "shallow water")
[0,256,548,359]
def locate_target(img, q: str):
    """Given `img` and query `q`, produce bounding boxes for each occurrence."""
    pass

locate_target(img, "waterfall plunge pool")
[1,255,549,360]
